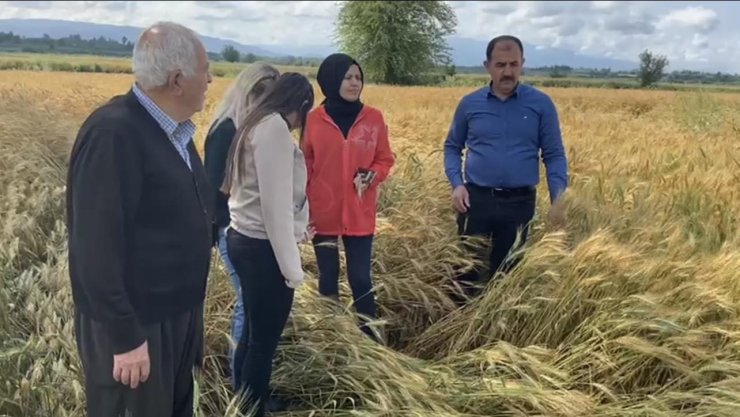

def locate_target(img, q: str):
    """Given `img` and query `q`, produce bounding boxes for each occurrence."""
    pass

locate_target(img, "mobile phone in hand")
[354,168,376,198]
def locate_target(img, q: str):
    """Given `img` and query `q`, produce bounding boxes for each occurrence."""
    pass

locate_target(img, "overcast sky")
[0,1,736,73]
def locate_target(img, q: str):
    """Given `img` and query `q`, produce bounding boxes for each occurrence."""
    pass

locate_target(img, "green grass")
[3,52,740,92]
[444,72,740,92]
[0,52,317,78]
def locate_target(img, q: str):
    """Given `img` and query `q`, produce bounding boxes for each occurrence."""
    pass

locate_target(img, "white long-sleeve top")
[228,113,309,287]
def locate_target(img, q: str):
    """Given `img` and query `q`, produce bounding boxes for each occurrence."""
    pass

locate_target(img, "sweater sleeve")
[204,120,236,230]
[252,117,304,285]
[67,127,146,354]
[204,120,236,194]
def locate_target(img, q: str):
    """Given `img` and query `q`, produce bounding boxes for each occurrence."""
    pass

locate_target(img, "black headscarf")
[317,53,364,138]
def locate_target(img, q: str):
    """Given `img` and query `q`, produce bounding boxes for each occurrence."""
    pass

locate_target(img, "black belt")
[466,183,535,197]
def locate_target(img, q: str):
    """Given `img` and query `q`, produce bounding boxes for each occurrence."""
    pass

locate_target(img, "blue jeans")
[217,227,245,389]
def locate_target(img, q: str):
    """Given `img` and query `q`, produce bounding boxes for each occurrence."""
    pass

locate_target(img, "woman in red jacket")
[302,53,395,341]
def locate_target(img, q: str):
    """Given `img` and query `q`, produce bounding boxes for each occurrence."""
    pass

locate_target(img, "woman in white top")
[221,72,315,416]
[203,62,279,390]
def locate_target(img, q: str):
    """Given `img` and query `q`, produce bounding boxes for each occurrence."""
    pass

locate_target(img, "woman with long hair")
[302,53,395,341]
[203,62,279,388]
[223,72,315,416]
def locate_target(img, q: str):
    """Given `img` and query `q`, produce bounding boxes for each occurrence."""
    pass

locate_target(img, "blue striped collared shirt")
[132,83,196,170]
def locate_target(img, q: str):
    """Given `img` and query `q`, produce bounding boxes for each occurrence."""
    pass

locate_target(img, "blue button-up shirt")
[443,83,568,203]
[132,83,196,170]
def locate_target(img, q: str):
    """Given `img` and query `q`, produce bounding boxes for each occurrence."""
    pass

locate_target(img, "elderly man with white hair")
[66,21,214,417]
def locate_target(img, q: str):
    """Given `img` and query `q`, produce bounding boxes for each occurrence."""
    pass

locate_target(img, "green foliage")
[335,1,457,85]
[638,49,669,87]
[0,31,133,57]
[665,69,740,84]
[547,65,572,78]
[241,52,257,63]
[221,45,240,63]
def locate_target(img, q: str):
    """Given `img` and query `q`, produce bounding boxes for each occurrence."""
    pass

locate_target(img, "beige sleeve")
[252,116,304,285]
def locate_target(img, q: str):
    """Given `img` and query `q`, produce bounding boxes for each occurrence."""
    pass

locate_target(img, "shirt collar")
[132,83,196,140]
[486,81,522,100]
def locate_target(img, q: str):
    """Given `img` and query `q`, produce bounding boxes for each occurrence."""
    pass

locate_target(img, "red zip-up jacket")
[302,104,395,237]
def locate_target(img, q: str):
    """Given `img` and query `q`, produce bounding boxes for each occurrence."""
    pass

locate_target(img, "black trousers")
[312,234,377,339]
[455,184,536,296]
[227,229,295,417]
[74,303,204,417]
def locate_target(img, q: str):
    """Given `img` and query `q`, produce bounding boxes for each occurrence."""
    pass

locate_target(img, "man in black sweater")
[66,21,214,417]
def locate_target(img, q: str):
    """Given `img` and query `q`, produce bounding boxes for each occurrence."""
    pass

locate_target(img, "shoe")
[265,395,291,412]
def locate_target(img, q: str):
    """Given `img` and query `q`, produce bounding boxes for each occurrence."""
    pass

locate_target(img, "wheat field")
[1,69,739,417]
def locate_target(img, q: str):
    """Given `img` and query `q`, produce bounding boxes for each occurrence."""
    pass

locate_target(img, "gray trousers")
[74,304,204,417]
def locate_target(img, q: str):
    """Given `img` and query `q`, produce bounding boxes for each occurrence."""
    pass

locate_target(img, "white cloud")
[657,6,719,34]
[590,1,618,11]
[0,0,342,46]
[0,0,737,72]
[451,1,736,72]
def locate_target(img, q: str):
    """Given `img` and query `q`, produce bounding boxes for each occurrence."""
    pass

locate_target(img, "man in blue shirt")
[443,35,568,299]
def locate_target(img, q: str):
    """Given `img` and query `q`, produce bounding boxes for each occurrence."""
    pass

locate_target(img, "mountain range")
[0,18,639,71]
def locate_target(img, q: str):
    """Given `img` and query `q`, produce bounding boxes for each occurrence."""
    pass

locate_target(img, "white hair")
[132,21,203,90]
[208,62,280,133]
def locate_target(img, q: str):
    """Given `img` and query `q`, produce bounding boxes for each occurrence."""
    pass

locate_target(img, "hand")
[547,197,567,229]
[302,224,316,243]
[113,341,150,389]
[452,185,470,213]
[354,170,376,197]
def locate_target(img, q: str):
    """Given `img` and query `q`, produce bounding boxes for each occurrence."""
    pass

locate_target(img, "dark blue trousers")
[455,184,536,298]
[227,229,294,417]
[312,234,377,338]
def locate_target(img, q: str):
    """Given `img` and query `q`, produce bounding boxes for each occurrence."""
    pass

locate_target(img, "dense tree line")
[0,31,133,56]
[219,45,323,67]
[1,29,737,86]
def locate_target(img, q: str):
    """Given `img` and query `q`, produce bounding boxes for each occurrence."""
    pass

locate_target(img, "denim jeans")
[227,229,295,417]
[217,227,245,389]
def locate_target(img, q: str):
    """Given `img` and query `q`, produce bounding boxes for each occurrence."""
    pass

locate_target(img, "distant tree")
[222,45,240,63]
[334,0,457,85]
[638,49,669,87]
[242,52,257,63]
[548,65,572,78]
